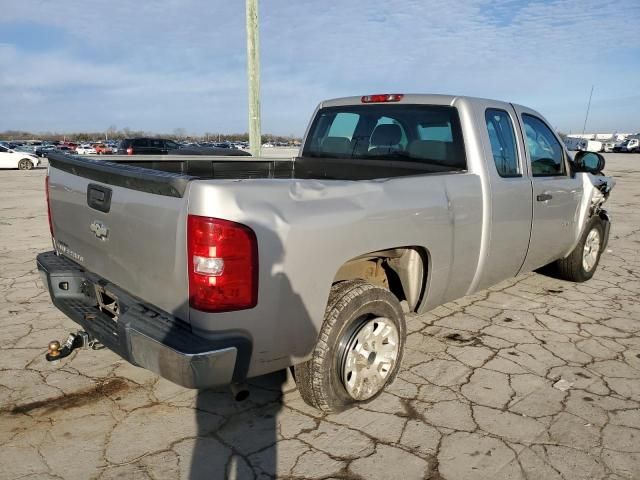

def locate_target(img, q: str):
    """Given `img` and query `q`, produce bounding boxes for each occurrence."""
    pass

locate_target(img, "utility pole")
[581,85,594,136]
[246,0,262,157]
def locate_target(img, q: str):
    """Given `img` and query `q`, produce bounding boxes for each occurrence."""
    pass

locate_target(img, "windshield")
[302,104,466,170]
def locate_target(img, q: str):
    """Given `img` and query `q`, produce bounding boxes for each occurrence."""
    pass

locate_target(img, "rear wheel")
[295,280,405,412]
[18,159,34,170]
[555,216,604,282]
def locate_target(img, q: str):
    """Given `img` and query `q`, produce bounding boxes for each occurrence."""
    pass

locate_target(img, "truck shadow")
[189,369,291,479]
[160,220,317,479]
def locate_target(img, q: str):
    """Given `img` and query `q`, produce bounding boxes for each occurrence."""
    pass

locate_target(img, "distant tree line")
[0,127,301,144]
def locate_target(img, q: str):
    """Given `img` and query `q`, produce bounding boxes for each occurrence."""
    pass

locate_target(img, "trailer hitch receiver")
[46,331,95,362]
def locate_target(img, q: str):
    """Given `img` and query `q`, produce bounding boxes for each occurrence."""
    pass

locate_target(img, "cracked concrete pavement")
[1,153,639,479]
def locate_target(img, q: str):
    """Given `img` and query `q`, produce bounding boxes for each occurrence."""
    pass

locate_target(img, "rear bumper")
[36,251,251,388]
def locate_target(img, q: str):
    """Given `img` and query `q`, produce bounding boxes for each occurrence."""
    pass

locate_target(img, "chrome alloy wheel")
[583,228,601,272]
[340,317,400,401]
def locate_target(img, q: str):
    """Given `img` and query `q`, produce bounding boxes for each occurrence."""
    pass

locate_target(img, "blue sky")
[1,0,639,136]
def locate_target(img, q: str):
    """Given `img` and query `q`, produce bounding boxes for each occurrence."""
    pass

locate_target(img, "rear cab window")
[302,104,466,172]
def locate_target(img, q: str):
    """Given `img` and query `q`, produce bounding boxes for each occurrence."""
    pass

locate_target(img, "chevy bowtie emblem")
[90,220,109,240]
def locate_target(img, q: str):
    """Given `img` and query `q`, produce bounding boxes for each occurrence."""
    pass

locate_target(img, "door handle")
[536,193,553,202]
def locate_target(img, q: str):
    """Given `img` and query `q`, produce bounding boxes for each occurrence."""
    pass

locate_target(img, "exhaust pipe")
[230,383,250,402]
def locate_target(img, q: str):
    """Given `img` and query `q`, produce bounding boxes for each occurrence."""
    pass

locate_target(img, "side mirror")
[573,150,605,174]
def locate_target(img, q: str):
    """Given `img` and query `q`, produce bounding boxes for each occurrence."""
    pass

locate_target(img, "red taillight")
[45,175,54,237]
[361,93,404,103]
[187,215,258,312]
[126,146,133,155]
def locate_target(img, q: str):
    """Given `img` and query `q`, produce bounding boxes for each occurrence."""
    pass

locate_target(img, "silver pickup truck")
[38,94,614,411]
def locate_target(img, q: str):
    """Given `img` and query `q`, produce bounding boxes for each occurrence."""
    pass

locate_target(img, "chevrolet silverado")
[37,94,614,411]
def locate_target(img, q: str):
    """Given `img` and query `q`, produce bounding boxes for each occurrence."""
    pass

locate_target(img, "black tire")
[555,216,604,282]
[295,280,406,412]
[18,159,34,170]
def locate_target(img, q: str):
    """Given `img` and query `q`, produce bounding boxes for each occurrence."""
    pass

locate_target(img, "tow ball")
[46,331,99,362]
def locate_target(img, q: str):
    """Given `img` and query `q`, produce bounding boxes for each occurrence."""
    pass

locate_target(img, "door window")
[485,109,520,177]
[522,114,565,176]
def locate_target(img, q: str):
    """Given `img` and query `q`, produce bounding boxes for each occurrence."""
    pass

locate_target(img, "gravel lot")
[1,153,639,480]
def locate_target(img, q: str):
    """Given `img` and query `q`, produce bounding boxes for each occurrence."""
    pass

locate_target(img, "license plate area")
[94,284,120,322]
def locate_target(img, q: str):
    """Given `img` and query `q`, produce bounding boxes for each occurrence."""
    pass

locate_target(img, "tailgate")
[47,153,192,321]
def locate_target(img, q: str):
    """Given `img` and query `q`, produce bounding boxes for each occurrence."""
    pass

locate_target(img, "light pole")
[581,85,594,136]
[246,0,262,156]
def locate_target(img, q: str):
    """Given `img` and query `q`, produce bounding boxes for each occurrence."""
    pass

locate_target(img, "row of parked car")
[565,137,640,153]
[1,138,258,161]
[612,137,640,153]
[1,137,299,169]
[3,139,257,158]
[36,141,120,157]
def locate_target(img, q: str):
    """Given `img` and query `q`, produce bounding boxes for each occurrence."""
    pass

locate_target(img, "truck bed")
[47,152,462,195]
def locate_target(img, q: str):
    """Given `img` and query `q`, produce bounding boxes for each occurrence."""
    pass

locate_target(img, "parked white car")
[0,144,41,170]
[625,138,640,153]
[580,140,603,153]
[76,145,97,155]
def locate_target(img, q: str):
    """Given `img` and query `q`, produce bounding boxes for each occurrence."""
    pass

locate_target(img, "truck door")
[474,103,533,290]
[512,106,582,272]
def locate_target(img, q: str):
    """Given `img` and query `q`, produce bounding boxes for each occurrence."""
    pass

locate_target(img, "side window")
[522,114,565,176]
[133,139,149,147]
[149,139,164,148]
[0,145,7,153]
[485,109,520,177]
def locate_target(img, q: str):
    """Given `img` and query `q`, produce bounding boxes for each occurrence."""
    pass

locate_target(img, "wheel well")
[333,247,428,312]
